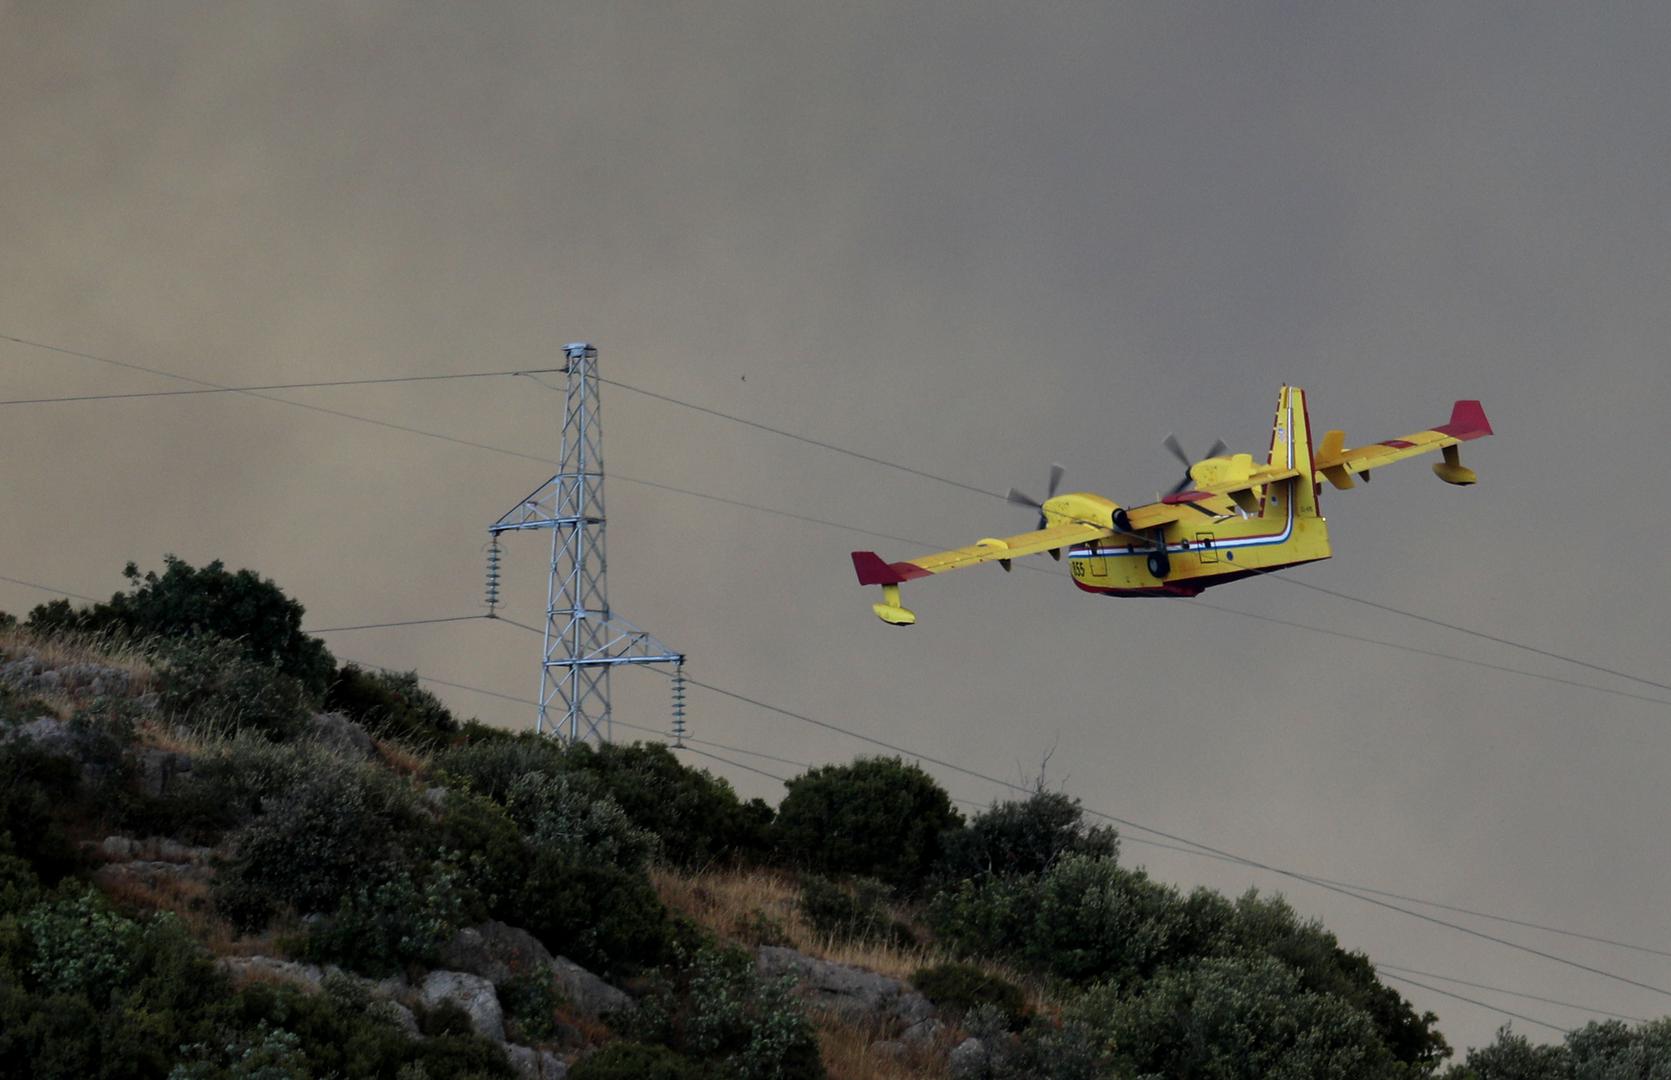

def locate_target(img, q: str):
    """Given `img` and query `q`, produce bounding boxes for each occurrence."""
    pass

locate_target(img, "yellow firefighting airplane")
[851,386,1492,625]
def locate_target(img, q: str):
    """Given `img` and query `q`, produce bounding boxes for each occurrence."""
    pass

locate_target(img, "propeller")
[1162,434,1227,496]
[1007,463,1065,530]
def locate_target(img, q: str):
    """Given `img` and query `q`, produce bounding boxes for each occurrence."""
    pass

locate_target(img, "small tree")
[27,556,335,698]
[938,789,1118,882]
[774,757,961,891]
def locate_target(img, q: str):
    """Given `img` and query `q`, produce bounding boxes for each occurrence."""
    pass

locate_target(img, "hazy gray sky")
[5,2,1670,1054]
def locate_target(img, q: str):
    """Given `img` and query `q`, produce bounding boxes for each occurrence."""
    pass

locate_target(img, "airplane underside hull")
[1069,556,1331,598]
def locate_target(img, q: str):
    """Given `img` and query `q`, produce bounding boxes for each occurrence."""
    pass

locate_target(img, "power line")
[18,328,1669,708]
[306,614,489,634]
[0,367,564,406]
[677,672,1671,1001]
[1376,964,1648,1023]
[0,574,99,603]
[1380,972,1565,1034]
[15,335,1671,978]
[529,372,1003,500]
[1270,576,1671,698]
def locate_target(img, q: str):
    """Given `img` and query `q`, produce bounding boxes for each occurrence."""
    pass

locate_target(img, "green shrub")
[435,790,530,913]
[27,556,335,698]
[504,771,655,871]
[435,733,568,802]
[570,1042,708,1080]
[214,763,404,930]
[0,737,81,882]
[774,757,961,892]
[500,969,564,1043]
[937,790,1118,882]
[798,875,914,949]
[1025,854,1191,986]
[155,635,311,742]
[926,873,1039,964]
[1074,954,1399,1080]
[630,944,824,1080]
[911,962,1026,1026]
[326,665,459,746]
[506,847,672,976]
[303,858,476,976]
[566,741,774,867]
[21,888,142,1003]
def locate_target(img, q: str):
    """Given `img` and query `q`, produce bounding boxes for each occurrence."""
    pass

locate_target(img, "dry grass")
[96,867,288,959]
[816,1011,958,1080]
[652,865,1059,1079]
[0,625,156,685]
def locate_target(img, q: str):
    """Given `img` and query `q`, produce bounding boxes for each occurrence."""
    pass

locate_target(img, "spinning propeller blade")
[1162,436,1228,496]
[1008,463,1066,529]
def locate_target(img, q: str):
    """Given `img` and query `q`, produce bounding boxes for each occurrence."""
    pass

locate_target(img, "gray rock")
[138,749,192,798]
[756,945,934,1026]
[900,1017,945,1047]
[949,1037,989,1079]
[505,1043,569,1079]
[420,970,506,1042]
[310,712,376,759]
[550,955,633,1018]
[441,921,555,986]
[5,716,74,756]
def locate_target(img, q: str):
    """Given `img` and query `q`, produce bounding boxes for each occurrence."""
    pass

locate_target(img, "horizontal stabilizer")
[851,551,930,586]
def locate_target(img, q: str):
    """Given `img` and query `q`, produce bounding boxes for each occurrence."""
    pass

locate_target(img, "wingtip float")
[852,386,1493,625]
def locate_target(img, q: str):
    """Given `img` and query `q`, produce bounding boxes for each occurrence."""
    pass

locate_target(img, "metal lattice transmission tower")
[487,343,685,743]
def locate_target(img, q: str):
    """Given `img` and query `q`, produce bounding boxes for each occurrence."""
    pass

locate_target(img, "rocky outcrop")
[439,922,633,1020]
[756,945,937,1034]
[0,716,76,755]
[505,1043,569,1079]
[420,969,506,1042]
[440,921,553,985]
[137,748,193,797]
[0,654,138,699]
[949,1036,990,1078]
[309,712,376,759]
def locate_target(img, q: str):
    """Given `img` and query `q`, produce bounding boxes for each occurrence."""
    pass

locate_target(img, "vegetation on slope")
[2,557,1665,1079]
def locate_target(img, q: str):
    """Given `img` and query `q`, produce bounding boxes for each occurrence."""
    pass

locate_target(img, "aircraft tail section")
[1269,386,1321,518]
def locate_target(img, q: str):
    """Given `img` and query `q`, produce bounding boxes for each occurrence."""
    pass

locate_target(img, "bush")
[566,741,773,867]
[911,963,1026,1027]
[1025,854,1191,986]
[774,757,961,892]
[1075,954,1399,1080]
[505,846,672,976]
[154,635,311,742]
[434,734,568,803]
[630,944,825,1080]
[0,736,81,882]
[570,1042,708,1080]
[937,790,1118,882]
[798,875,914,949]
[27,556,335,698]
[499,968,564,1044]
[303,858,476,977]
[214,762,404,930]
[504,771,655,871]
[325,664,459,746]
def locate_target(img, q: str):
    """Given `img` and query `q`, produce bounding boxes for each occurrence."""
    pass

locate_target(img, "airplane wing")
[1313,400,1493,489]
[853,520,1115,587]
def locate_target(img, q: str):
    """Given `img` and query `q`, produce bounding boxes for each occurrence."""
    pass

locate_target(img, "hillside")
[1,559,1667,1079]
